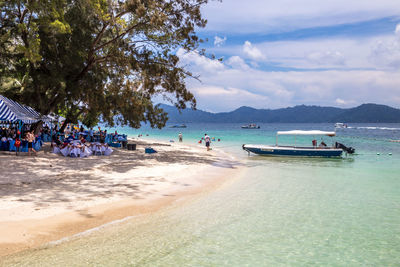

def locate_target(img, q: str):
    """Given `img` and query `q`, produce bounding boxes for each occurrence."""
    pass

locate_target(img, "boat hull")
[243,145,343,157]
[170,125,187,128]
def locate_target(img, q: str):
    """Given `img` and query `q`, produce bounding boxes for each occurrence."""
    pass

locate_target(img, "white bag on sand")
[103,147,113,156]
[60,146,69,157]
[53,146,61,154]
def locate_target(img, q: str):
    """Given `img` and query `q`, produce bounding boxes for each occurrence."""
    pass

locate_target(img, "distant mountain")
[331,104,400,123]
[158,104,215,122]
[159,103,400,123]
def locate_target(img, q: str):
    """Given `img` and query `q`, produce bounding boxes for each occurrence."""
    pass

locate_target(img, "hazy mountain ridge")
[159,103,400,123]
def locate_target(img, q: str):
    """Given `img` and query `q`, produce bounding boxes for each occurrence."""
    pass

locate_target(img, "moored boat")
[170,124,187,128]
[243,130,354,157]
[335,122,348,128]
[241,124,260,129]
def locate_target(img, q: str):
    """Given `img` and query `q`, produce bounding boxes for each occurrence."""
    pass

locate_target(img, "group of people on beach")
[0,124,40,156]
[52,136,113,158]
[50,124,121,158]
[59,125,108,144]
[176,132,219,151]
[0,116,136,159]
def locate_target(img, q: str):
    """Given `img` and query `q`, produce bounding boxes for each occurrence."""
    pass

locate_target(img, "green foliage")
[0,0,211,128]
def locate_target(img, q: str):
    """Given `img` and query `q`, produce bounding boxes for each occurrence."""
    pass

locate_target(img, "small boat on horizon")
[241,124,260,129]
[243,130,355,157]
[335,122,348,128]
[170,124,187,128]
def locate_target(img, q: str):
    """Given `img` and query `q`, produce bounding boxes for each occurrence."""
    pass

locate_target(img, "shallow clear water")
[3,123,400,266]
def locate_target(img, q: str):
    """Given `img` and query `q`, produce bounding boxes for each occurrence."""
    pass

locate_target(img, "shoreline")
[0,138,244,258]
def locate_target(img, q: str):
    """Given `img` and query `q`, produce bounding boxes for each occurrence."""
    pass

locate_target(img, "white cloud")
[177,48,224,73]
[243,41,266,61]
[335,98,356,106]
[258,37,373,69]
[335,98,346,105]
[370,40,400,68]
[307,51,345,66]
[190,86,270,111]
[209,34,400,70]
[174,30,400,112]
[214,36,227,47]
[201,0,400,34]
[395,23,400,37]
[182,56,400,111]
[226,56,250,70]
[369,25,400,69]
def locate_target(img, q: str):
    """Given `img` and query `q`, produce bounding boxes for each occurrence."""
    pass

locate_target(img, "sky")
[171,0,400,112]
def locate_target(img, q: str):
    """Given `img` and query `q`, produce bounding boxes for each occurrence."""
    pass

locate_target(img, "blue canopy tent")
[0,95,49,152]
[0,95,43,123]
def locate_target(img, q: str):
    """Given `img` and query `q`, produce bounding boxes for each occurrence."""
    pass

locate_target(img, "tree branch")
[94,20,149,52]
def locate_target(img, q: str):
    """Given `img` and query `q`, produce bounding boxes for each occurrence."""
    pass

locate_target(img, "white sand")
[0,138,242,257]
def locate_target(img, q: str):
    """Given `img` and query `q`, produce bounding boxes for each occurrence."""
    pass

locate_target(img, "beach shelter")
[0,95,45,123]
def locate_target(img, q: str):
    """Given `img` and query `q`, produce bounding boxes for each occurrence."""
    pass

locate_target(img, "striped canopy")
[0,95,46,123]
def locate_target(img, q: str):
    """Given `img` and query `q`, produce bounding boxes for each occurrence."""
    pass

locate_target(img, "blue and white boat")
[243,130,346,157]
[335,122,348,129]
[241,124,260,129]
[170,124,187,128]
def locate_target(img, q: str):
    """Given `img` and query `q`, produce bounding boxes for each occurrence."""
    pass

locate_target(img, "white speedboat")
[335,123,348,128]
[243,130,354,157]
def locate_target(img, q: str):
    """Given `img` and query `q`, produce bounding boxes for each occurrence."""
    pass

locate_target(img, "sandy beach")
[0,139,243,258]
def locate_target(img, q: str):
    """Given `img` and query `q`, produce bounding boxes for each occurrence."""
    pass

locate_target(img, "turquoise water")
[3,123,400,266]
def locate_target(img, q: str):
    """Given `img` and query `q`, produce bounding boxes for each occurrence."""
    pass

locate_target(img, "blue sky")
[172,0,400,112]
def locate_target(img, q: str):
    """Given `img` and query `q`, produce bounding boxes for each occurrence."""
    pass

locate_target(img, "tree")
[0,0,211,130]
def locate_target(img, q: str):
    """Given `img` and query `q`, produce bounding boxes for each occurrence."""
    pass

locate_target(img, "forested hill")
[160,103,400,123]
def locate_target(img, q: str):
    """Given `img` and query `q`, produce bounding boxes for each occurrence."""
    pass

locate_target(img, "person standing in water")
[204,133,211,151]
[178,132,183,142]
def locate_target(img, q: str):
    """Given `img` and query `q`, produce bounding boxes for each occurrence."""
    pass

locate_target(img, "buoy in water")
[389,153,392,155]
[377,152,380,155]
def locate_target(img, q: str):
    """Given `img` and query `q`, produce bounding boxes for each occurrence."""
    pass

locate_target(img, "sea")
[3,123,400,266]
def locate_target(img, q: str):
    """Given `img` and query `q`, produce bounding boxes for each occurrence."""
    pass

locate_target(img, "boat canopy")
[277,130,336,137]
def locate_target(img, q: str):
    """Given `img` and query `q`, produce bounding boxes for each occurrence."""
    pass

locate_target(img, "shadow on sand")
[0,142,241,215]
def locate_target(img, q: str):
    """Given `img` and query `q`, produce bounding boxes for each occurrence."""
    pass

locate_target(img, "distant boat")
[335,122,348,128]
[243,130,355,157]
[170,124,187,128]
[241,124,260,129]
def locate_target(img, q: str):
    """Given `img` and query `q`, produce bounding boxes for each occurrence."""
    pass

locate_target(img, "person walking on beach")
[204,133,211,151]
[178,132,183,142]
[27,131,36,156]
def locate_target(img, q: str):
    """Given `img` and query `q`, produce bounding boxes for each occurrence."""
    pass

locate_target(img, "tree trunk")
[30,120,43,135]
[59,119,70,133]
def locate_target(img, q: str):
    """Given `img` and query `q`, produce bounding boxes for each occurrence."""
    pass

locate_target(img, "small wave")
[46,214,140,247]
[347,126,400,131]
